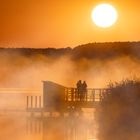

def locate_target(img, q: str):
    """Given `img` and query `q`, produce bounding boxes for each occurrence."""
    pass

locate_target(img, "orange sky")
[1,0,140,48]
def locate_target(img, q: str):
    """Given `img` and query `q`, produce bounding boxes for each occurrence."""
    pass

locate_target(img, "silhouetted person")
[76,80,82,101]
[82,81,87,101]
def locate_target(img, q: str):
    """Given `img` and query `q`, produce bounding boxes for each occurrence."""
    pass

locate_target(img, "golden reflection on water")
[0,111,97,140]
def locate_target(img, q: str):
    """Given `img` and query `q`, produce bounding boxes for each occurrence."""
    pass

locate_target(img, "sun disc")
[91,4,118,28]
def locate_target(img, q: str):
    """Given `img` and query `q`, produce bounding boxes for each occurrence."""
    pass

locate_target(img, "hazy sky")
[1,0,140,48]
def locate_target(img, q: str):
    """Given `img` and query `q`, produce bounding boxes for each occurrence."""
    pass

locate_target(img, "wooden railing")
[26,96,42,109]
[64,88,110,102]
[26,88,110,110]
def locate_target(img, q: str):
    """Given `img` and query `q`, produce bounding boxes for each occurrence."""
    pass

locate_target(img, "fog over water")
[0,50,139,89]
[0,112,97,140]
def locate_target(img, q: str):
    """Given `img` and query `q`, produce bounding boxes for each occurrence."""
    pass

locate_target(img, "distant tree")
[96,79,140,140]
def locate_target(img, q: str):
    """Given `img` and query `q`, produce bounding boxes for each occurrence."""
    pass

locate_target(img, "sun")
[91,3,118,28]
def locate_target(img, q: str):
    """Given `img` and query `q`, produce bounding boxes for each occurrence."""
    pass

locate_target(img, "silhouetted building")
[43,81,66,112]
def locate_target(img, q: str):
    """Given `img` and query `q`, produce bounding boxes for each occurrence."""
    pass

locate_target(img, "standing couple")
[76,80,87,101]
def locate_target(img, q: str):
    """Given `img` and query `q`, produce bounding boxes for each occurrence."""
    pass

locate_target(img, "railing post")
[92,89,95,102]
[74,88,76,101]
[99,89,102,101]
[27,96,29,109]
[31,96,33,109]
[71,88,74,101]
[35,96,37,108]
[39,96,41,108]
[85,90,87,101]
[75,88,78,101]
[65,88,68,101]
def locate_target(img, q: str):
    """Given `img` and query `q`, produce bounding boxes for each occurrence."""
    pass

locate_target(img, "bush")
[96,80,140,140]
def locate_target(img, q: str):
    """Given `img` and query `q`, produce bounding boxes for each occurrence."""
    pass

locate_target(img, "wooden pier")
[26,81,110,115]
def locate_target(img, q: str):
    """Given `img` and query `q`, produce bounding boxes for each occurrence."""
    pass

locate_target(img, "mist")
[0,49,139,89]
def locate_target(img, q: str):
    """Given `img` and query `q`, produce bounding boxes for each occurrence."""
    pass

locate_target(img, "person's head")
[77,80,81,84]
